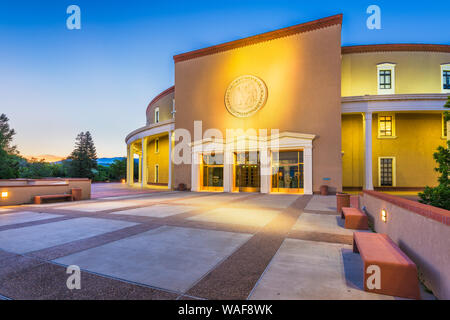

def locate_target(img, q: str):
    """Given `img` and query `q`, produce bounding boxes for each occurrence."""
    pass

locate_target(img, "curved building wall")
[342,51,450,97]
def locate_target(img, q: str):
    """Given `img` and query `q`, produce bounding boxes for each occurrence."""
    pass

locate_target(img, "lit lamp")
[381,209,388,223]
[1,191,8,199]
[121,179,126,184]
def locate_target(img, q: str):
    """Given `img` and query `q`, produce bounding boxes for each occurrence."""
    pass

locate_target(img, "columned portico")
[363,112,374,190]
[190,132,316,195]
[125,119,175,189]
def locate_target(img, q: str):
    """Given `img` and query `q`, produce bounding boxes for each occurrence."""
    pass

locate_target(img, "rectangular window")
[379,157,395,187]
[155,165,159,183]
[444,71,450,90]
[271,150,304,193]
[155,108,160,123]
[155,138,159,153]
[201,153,224,190]
[379,70,392,89]
[379,116,393,137]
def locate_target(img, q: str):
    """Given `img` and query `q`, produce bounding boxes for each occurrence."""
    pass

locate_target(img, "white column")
[128,145,134,186]
[138,154,142,185]
[141,137,147,188]
[304,146,313,195]
[126,144,131,185]
[223,150,233,193]
[191,152,200,192]
[168,131,172,190]
[364,112,374,190]
[260,148,271,194]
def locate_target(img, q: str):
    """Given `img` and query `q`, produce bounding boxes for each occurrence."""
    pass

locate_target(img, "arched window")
[154,107,160,123]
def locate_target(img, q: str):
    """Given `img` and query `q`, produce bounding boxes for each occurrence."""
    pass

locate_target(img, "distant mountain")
[97,157,126,167]
[24,154,66,163]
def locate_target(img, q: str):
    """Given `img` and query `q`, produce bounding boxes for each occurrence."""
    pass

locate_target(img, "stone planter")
[320,185,329,196]
[336,193,350,214]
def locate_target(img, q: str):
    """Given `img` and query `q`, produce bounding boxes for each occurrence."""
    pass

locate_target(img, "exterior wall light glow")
[381,209,388,223]
[1,191,8,199]
[121,179,126,184]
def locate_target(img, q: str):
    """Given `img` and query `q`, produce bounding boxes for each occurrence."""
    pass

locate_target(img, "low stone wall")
[0,179,91,206]
[361,190,450,300]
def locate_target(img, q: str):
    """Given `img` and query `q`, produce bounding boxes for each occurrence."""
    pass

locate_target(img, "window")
[377,63,396,95]
[379,70,391,89]
[379,157,396,187]
[155,138,159,153]
[155,165,159,183]
[201,153,224,191]
[154,107,160,123]
[271,150,304,193]
[378,114,396,138]
[442,64,450,93]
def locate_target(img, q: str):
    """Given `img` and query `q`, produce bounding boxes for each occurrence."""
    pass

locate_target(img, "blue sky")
[1,0,449,157]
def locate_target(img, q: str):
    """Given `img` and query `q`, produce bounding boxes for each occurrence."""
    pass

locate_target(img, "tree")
[67,131,98,179]
[109,158,127,180]
[0,114,17,154]
[419,97,450,210]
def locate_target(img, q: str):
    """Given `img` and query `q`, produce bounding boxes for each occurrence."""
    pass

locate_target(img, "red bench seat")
[341,207,368,230]
[353,232,421,299]
[34,194,73,204]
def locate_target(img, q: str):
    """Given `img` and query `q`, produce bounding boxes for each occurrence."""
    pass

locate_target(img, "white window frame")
[154,107,160,123]
[378,157,396,187]
[377,63,396,95]
[441,64,450,94]
[377,113,397,139]
[155,138,159,153]
[155,164,159,183]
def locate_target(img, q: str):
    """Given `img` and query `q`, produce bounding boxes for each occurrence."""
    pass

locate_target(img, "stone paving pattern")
[0,187,431,300]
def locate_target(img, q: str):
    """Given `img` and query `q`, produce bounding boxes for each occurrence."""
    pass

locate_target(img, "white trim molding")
[377,63,396,95]
[342,93,448,114]
[441,63,450,94]
[125,119,175,145]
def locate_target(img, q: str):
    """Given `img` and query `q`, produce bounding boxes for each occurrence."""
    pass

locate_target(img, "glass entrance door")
[201,153,224,192]
[271,150,304,194]
[234,152,260,192]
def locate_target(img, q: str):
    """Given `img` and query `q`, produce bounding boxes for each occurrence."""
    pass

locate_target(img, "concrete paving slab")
[304,195,337,212]
[292,212,355,236]
[56,201,135,212]
[0,211,61,227]
[249,239,394,300]
[53,226,252,293]
[0,218,137,254]
[111,205,197,218]
[188,207,280,227]
[173,193,251,206]
[229,194,300,209]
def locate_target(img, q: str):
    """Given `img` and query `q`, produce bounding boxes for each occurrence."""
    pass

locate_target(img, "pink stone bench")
[341,207,369,230]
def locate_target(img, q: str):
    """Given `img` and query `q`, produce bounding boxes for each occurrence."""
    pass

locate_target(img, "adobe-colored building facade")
[125,14,450,194]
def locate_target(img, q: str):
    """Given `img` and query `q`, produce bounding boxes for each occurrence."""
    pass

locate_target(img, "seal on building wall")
[224,75,268,118]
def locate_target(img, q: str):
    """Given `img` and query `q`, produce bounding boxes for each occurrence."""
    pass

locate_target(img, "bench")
[353,232,421,299]
[34,194,73,204]
[341,207,368,230]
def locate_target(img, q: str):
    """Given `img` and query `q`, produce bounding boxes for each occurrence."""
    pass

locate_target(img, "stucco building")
[125,14,450,194]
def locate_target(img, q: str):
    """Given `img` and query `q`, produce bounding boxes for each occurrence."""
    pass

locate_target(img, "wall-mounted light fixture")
[121,179,126,184]
[1,191,8,199]
[381,209,388,223]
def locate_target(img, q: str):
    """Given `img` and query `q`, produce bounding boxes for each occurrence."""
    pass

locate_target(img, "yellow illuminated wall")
[342,113,446,188]
[342,51,450,97]
[146,135,169,184]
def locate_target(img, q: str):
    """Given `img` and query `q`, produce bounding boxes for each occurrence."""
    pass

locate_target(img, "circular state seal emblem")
[225,75,268,118]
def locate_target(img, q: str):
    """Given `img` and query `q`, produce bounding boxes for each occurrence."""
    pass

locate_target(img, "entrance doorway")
[201,153,224,192]
[271,150,304,194]
[234,152,260,192]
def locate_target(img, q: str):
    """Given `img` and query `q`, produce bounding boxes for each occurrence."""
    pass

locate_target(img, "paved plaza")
[0,187,431,300]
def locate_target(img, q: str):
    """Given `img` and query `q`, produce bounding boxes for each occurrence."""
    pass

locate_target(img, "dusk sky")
[1,0,449,158]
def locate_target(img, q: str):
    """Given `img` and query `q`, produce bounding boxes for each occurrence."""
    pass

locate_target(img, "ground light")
[381,209,388,223]
[1,191,8,199]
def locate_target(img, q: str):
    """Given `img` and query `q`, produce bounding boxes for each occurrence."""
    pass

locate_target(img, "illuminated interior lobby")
[125,14,450,195]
